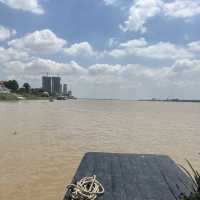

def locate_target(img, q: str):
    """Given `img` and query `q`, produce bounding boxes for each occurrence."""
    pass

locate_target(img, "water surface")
[0,100,200,200]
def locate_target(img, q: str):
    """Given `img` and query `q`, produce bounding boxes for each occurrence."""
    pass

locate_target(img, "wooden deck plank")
[64,152,193,200]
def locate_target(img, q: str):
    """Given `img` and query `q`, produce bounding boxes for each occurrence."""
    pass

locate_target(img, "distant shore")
[0,93,19,101]
[138,99,200,103]
[78,98,200,103]
[0,93,48,101]
[1,94,200,103]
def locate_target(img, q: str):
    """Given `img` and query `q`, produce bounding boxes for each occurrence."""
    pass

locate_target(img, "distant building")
[41,76,73,98]
[63,84,68,96]
[42,76,52,95]
[59,84,62,95]
[68,90,72,97]
[52,76,61,96]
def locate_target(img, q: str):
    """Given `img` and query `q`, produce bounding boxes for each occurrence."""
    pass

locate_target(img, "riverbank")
[0,93,19,101]
[0,93,48,101]
[19,93,49,100]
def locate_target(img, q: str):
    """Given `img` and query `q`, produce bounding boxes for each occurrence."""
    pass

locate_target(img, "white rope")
[66,175,104,200]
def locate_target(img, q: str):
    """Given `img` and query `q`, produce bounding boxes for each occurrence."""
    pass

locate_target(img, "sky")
[1,0,200,99]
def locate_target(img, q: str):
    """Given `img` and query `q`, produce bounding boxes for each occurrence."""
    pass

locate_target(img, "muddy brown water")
[0,100,200,200]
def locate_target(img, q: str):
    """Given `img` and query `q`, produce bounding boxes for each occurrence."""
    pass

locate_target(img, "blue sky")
[1,0,200,99]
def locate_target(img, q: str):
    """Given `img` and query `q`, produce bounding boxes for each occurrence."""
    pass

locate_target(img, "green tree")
[4,80,19,91]
[23,83,31,92]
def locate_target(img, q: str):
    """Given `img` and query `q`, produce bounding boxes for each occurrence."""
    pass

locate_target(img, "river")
[0,100,200,200]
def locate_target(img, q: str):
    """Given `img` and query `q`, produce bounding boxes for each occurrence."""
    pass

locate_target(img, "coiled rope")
[66,175,104,200]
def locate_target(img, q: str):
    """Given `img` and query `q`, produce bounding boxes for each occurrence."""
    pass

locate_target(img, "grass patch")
[20,93,48,100]
[0,92,49,101]
[179,160,200,200]
[0,93,19,101]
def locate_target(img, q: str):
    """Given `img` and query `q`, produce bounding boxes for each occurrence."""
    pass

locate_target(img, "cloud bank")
[0,0,44,14]
[1,28,200,99]
[120,0,200,32]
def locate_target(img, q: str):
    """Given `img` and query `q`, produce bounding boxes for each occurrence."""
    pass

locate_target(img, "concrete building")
[42,76,52,95]
[52,76,61,96]
[59,84,62,95]
[68,90,72,98]
[63,84,68,96]
[41,76,71,97]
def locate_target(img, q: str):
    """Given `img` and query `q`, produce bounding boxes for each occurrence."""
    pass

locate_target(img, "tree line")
[4,80,48,97]
[4,80,30,92]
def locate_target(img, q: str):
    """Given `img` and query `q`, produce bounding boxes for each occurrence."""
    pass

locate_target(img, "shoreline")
[138,99,200,103]
[1,93,200,103]
[0,92,49,101]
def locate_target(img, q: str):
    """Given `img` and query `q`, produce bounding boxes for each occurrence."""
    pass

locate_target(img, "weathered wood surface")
[64,152,193,200]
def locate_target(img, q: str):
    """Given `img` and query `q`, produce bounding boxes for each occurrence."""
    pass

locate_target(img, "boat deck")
[64,152,193,200]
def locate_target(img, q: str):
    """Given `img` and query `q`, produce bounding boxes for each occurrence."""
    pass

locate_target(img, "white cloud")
[172,59,200,73]
[188,41,200,52]
[8,29,66,54]
[0,0,44,14]
[119,38,147,48]
[120,0,200,32]
[84,60,200,99]
[166,58,200,88]
[109,38,147,57]
[82,63,174,91]
[120,0,163,33]
[103,0,118,6]
[3,58,87,77]
[89,64,122,75]
[137,42,193,59]
[0,47,29,63]
[88,63,170,81]
[25,59,87,76]
[57,60,88,75]
[0,25,16,41]
[64,42,96,57]
[109,38,193,60]
[108,37,119,48]
[164,0,200,18]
